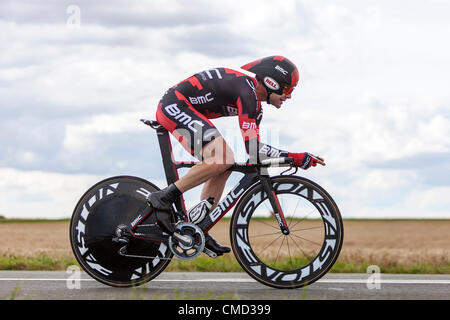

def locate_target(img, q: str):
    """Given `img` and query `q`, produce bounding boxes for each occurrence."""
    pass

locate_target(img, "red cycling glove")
[288,152,324,169]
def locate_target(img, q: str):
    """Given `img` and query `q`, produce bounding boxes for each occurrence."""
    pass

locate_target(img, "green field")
[1,252,449,274]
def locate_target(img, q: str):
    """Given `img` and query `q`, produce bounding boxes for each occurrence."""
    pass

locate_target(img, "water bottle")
[187,197,215,224]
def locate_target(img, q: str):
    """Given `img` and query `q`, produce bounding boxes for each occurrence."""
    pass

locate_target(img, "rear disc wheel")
[69,176,173,287]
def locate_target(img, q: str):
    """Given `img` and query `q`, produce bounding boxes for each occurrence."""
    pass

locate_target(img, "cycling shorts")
[156,88,222,160]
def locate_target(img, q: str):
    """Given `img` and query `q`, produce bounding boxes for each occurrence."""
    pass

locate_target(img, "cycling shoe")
[205,233,230,256]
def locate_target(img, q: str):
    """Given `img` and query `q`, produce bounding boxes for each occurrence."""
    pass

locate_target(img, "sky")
[0,0,449,219]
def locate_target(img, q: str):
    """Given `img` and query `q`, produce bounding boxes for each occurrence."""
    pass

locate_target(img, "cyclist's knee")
[204,156,234,173]
[202,137,235,170]
[216,161,234,172]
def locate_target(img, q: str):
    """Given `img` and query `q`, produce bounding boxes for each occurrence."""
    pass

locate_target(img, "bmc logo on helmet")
[263,76,280,90]
[275,65,288,75]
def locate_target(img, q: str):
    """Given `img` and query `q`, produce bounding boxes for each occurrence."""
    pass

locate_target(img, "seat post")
[155,126,187,215]
[155,127,177,185]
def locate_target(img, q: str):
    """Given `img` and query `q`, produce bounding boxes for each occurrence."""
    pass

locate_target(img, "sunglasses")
[282,86,294,95]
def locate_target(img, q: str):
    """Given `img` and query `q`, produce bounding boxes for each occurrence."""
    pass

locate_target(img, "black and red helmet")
[241,55,299,95]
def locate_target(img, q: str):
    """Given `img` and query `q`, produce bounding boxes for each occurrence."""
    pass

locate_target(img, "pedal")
[203,247,218,258]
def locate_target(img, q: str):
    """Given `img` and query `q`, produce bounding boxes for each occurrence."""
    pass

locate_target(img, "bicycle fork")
[259,175,290,235]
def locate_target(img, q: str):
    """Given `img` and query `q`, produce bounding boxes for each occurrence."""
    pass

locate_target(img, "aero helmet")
[241,55,299,96]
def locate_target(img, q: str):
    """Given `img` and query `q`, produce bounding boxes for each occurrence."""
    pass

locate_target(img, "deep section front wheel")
[230,175,343,289]
[69,176,172,287]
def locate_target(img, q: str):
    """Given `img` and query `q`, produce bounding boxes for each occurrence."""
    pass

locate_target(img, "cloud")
[339,184,450,219]
[0,167,168,219]
[0,167,104,218]
[0,0,227,27]
[169,25,258,58]
[60,112,164,175]
[1,0,449,219]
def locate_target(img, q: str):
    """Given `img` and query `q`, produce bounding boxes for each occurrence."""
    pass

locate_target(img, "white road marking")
[0,278,450,284]
[319,279,450,284]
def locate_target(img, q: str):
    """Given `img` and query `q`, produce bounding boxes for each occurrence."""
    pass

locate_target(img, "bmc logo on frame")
[165,104,205,133]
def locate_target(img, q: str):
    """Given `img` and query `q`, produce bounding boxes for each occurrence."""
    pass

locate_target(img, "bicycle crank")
[168,222,205,260]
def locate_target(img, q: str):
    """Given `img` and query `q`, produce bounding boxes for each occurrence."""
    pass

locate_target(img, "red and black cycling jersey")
[156,67,288,161]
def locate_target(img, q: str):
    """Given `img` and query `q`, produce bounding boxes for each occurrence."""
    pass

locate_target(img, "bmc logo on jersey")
[189,92,214,105]
[263,76,280,90]
[165,104,205,133]
[242,121,257,130]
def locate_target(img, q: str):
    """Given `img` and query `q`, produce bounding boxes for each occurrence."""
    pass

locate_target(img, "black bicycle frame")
[134,120,290,235]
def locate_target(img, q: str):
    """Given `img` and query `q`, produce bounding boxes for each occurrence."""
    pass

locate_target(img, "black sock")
[161,183,182,202]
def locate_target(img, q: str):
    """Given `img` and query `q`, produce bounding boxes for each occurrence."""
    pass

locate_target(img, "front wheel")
[69,176,173,287]
[230,175,344,289]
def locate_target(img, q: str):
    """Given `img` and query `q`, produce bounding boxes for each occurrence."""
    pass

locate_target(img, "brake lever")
[281,158,298,176]
[280,163,298,176]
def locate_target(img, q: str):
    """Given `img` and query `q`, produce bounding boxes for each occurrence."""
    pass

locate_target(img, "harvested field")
[211,219,450,269]
[0,221,71,259]
[0,220,449,270]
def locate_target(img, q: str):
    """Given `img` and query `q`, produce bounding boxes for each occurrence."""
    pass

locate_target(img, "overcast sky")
[1,0,449,219]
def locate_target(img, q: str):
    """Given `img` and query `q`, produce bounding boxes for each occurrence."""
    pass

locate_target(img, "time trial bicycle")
[69,119,343,289]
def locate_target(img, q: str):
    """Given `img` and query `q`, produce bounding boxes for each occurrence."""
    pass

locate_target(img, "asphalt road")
[1,271,449,301]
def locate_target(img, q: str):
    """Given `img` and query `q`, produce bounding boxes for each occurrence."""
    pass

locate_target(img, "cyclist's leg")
[172,130,234,255]
[173,136,233,255]
[175,136,234,193]
[198,169,232,255]
[198,135,233,207]
[200,170,232,211]
[155,89,234,192]
[151,90,234,239]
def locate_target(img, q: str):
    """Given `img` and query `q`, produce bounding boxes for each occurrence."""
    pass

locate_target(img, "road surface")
[1,271,449,300]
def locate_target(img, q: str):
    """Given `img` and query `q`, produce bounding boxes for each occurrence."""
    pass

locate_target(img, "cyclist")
[148,56,325,256]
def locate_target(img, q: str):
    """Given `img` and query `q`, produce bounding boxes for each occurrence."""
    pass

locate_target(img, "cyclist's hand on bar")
[288,152,325,169]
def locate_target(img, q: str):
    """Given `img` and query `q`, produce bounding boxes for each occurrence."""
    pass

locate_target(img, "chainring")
[168,222,205,260]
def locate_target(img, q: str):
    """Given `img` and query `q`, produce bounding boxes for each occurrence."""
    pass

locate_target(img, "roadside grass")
[0,253,448,274]
[167,255,450,274]
[0,253,77,271]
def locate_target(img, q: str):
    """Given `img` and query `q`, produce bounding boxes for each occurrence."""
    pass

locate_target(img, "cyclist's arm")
[237,95,289,163]
[237,89,325,168]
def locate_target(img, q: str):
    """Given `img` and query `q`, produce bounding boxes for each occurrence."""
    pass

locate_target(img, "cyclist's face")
[256,81,292,108]
[269,92,292,108]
